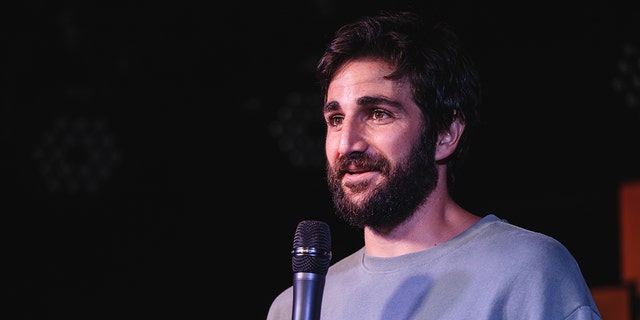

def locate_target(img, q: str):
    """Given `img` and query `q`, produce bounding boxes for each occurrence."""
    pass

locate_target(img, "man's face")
[323,58,438,232]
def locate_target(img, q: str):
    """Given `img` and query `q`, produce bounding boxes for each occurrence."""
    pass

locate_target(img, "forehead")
[327,58,412,103]
[330,59,395,87]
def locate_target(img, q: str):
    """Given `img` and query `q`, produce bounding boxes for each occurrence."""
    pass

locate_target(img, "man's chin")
[343,177,377,194]
[342,185,373,203]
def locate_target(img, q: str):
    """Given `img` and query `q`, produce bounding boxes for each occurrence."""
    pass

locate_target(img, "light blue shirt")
[267,214,601,319]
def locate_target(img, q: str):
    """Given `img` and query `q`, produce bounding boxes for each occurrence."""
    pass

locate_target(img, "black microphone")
[291,220,332,320]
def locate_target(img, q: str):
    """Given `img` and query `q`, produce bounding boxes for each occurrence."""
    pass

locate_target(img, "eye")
[371,109,392,123]
[327,114,344,128]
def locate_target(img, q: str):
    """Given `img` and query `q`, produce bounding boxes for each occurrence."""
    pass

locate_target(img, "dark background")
[3,0,639,319]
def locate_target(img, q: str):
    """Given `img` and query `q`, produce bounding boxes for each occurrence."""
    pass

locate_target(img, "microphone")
[291,220,332,320]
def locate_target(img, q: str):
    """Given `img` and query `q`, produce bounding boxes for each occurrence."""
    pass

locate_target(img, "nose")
[337,118,368,156]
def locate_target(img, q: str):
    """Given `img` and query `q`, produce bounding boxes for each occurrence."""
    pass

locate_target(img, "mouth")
[346,165,370,175]
[339,163,376,178]
[341,167,379,185]
[336,153,388,179]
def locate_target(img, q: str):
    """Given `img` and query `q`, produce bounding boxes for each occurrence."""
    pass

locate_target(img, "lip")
[346,166,369,174]
[342,170,378,183]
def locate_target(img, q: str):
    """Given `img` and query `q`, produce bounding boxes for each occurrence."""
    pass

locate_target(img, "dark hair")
[316,10,481,191]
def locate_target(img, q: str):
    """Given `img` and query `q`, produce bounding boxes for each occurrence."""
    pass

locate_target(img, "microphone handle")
[292,272,326,320]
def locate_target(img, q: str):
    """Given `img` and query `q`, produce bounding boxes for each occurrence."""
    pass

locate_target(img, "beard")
[326,133,437,234]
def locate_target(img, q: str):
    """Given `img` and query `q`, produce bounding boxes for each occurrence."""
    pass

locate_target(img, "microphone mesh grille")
[292,220,332,274]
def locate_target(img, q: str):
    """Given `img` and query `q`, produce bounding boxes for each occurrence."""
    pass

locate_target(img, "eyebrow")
[357,96,402,109]
[324,96,402,113]
[324,101,340,113]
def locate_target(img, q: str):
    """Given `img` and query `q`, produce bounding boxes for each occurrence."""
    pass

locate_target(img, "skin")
[323,58,481,258]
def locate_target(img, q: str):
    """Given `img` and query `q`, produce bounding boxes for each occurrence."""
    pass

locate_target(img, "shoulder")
[479,215,568,250]
[472,215,580,269]
[480,217,600,318]
[266,285,293,320]
[266,247,366,320]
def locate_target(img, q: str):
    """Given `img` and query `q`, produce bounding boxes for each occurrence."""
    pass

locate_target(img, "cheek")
[378,131,416,162]
[325,135,339,161]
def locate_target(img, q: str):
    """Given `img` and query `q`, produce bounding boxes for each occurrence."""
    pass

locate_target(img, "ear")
[435,118,465,161]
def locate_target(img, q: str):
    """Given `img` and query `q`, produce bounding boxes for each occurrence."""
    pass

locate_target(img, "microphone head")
[292,220,332,274]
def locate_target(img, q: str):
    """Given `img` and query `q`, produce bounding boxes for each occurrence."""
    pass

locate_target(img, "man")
[267,10,601,319]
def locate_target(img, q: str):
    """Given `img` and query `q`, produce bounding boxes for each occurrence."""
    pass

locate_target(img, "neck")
[363,189,480,257]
